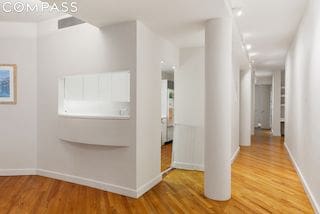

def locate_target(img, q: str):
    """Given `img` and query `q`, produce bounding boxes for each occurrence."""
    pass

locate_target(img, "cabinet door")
[83,75,99,101]
[99,73,111,101]
[111,71,130,102]
[65,76,83,100]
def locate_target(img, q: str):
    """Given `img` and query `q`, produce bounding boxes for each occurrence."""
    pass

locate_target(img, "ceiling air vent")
[58,17,85,29]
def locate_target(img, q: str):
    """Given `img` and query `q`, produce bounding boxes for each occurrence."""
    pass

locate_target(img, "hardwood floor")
[0,130,314,213]
[161,142,172,172]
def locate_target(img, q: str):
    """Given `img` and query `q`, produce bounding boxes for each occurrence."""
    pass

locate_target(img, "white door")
[255,85,271,129]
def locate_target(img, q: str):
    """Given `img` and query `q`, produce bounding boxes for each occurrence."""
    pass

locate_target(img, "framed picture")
[0,64,17,104]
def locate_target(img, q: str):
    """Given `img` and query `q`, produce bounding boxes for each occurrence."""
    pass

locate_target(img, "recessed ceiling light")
[237,10,243,17]
[172,66,176,70]
[160,60,165,64]
[246,44,252,50]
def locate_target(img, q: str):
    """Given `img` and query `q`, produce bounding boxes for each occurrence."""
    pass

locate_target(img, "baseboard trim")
[173,147,240,172]
[284,143,320,214]
[172,162,204,171]
[0,169,37,176]
[136,174,162,198]
[37,169,138,198]
[0,168,163,198]
[161,167,173,176]
[231,146,240,164]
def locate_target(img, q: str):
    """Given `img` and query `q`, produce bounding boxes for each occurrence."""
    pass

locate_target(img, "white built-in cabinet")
[57,71,131,146]
[111,72,130,102]
[59,71,130,118]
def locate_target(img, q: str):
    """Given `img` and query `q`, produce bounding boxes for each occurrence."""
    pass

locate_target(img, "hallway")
[0,130,313,213]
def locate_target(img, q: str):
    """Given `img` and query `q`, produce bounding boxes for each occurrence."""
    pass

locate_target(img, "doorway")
[161,70,174,172]
[255,85,272,129]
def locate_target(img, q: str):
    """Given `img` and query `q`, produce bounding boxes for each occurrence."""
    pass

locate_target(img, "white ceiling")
[1,0,308,71]
[255,70,274,77]
[0,0,62,22]
[231,0,308,70]
[43,0,229,48]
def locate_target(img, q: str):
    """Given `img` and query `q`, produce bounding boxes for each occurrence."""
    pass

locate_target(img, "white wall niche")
[58,71,131,147]
[58,71,131,119]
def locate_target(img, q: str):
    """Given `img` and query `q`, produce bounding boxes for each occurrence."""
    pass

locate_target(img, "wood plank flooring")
[0,130,314,213]
[161,142,172,172]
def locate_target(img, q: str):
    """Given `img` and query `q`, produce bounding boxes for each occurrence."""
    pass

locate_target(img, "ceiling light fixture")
[160,60,165,64]
[172,66,176,70]
[237,10,243,17]
[232,8,243,17]
[246,44,252,50]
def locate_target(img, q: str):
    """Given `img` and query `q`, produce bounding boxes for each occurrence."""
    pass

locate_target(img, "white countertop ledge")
[58,113,130,120]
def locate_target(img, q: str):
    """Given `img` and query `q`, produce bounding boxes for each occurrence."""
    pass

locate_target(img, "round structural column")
[251,70,256,135]
[204,18,232,201]
[240,69,252,146]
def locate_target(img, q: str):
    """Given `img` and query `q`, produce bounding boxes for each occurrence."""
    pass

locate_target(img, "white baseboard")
[0,168,162,198]
[231,146,240,164]
[0,169,37,176]
[37,169,138,198]
[161,167,173,176]
[284,143,320,214]
[136,174,162,198]
[173,147,240,172]
[172,162,204,171]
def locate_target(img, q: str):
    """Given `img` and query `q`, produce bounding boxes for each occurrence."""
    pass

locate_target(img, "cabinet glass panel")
[58,71,130,118]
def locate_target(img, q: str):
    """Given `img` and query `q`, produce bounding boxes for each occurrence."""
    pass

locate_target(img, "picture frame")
[0,64,17,104]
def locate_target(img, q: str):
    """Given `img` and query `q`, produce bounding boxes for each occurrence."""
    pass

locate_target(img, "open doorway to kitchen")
[161,69,174,173]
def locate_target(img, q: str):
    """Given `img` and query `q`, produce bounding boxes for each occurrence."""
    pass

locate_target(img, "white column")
[272,71,281,136]
[204,18,232,201]
[240,70,252,146]
[251,70,256,135]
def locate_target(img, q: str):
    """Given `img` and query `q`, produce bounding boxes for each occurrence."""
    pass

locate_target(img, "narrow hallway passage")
[230,130,313,213]
[0,130,313,213]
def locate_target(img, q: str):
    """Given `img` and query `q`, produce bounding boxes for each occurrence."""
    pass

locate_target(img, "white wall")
[174,47,205,170]
[0,17,178,197]
[37,20,138,192]
[136,21,162,189]
[0,22,37,173]
[231,52,240,155]
[174,46,240,171]
[36,18,178,197]
[159,37,179,69]
[285,0,320,212]
[240,70,252,146]
[272,71,281,136]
